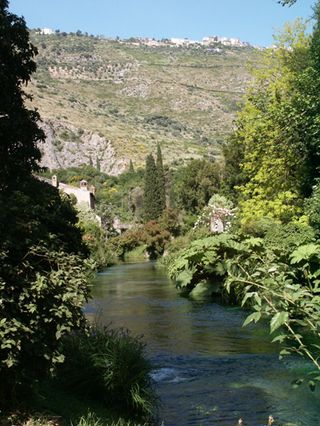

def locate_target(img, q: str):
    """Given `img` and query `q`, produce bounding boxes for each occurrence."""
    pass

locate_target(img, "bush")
[77,206,113,269]
[264,222,315,257]
[0,179,91,405]
[56,326,156,420]
[305,182,320,236]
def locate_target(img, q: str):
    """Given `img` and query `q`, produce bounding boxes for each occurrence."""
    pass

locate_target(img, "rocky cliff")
[39,121,128,175]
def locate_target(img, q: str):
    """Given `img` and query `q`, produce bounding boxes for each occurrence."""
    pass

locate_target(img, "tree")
[0,1,90,404]
[226,20,320,224]
[0,0,44,191]
[143,148,166,221]
[156,144,166,213]
[172,159,221,214]
[143,154,160,220]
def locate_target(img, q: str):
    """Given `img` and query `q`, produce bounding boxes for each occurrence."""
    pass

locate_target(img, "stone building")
[51,175,96,210]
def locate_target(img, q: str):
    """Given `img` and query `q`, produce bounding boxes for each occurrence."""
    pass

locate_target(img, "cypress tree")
[143,154,160,220]
[156,143,166,213]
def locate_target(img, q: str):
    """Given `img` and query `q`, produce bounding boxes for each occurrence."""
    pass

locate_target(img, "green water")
[86,262,320,426]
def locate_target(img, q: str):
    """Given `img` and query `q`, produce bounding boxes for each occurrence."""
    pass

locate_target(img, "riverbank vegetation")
[165,3,320,389]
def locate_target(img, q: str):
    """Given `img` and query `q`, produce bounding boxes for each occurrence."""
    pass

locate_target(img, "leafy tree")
[221,133,245,201]
[77,205,111,269]
[0,1,91,404]
[172,159,221,214]
[310,1,320,71]
[227,20,320,224]
[0,179,90,404]
[142,220,171,259]
[0,0,44,191]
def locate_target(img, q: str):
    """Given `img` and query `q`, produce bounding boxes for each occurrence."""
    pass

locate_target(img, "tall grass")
[74,411,148,426]
[56,326,156,421]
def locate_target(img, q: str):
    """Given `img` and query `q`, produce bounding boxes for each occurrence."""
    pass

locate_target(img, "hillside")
[28,31,259,175]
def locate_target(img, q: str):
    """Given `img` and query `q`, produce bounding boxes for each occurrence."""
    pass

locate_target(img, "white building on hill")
[39,28,54,35]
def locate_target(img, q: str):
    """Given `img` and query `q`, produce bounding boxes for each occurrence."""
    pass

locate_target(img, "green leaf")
[272,334,287,343]
[176,268,193,288]
[254,293,262,306]
[270,311,289,334]
[241,292,255,307]
[243,311,261,327]
[290,244,319,264]
[280,349,290,356]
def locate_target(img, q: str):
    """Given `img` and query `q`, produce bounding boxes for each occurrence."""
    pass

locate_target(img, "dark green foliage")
[143,147,166,221]
[0,0,44,191]
[109,215,172,260]
[144,115,186,132]
[158,208,181,237]
[310,2,320,70]
[305,182,320,236]
[156,144,166,214]
[172,159,222,214]
[0,178,90,404]
[143,154,160,221]
[0,3,91,405]
[109,227,146,259]
[221,134,246,202]
[167,233,240,294]
[264,222,316,257]
[77,208,113,269]
[56,326,155,419]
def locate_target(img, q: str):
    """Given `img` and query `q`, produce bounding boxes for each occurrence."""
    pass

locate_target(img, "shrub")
[56,326,156,420]
[0,179,91,405]
[305,182,320,236]
[264,222,315,258]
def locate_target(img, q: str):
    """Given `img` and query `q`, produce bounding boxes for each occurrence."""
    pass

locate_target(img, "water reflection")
[86,262,320,426]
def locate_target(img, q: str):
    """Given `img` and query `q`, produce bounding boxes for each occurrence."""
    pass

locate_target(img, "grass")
[0,324,156,426]
[0,379,142,424]
[0,362,153,426]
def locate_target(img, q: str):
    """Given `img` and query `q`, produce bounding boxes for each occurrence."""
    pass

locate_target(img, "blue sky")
[9,0,315,46]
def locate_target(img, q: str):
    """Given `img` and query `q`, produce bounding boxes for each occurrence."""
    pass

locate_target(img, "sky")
[9,0,316,47]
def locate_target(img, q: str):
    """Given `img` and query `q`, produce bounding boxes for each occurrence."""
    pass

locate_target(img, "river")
[86,262,320,426]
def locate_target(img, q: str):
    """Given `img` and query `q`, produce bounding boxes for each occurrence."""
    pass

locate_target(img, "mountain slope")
[28,32,258,174]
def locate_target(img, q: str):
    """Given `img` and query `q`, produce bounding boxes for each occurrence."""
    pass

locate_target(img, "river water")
[86,262,320,426]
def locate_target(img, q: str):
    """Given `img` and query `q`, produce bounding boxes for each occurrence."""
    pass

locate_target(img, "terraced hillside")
[28,31,259,174]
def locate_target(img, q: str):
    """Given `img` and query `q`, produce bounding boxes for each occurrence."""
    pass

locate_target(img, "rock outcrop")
[39,120,128,176]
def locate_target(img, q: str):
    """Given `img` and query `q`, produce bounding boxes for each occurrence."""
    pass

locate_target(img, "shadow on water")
[85,262,320,426]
